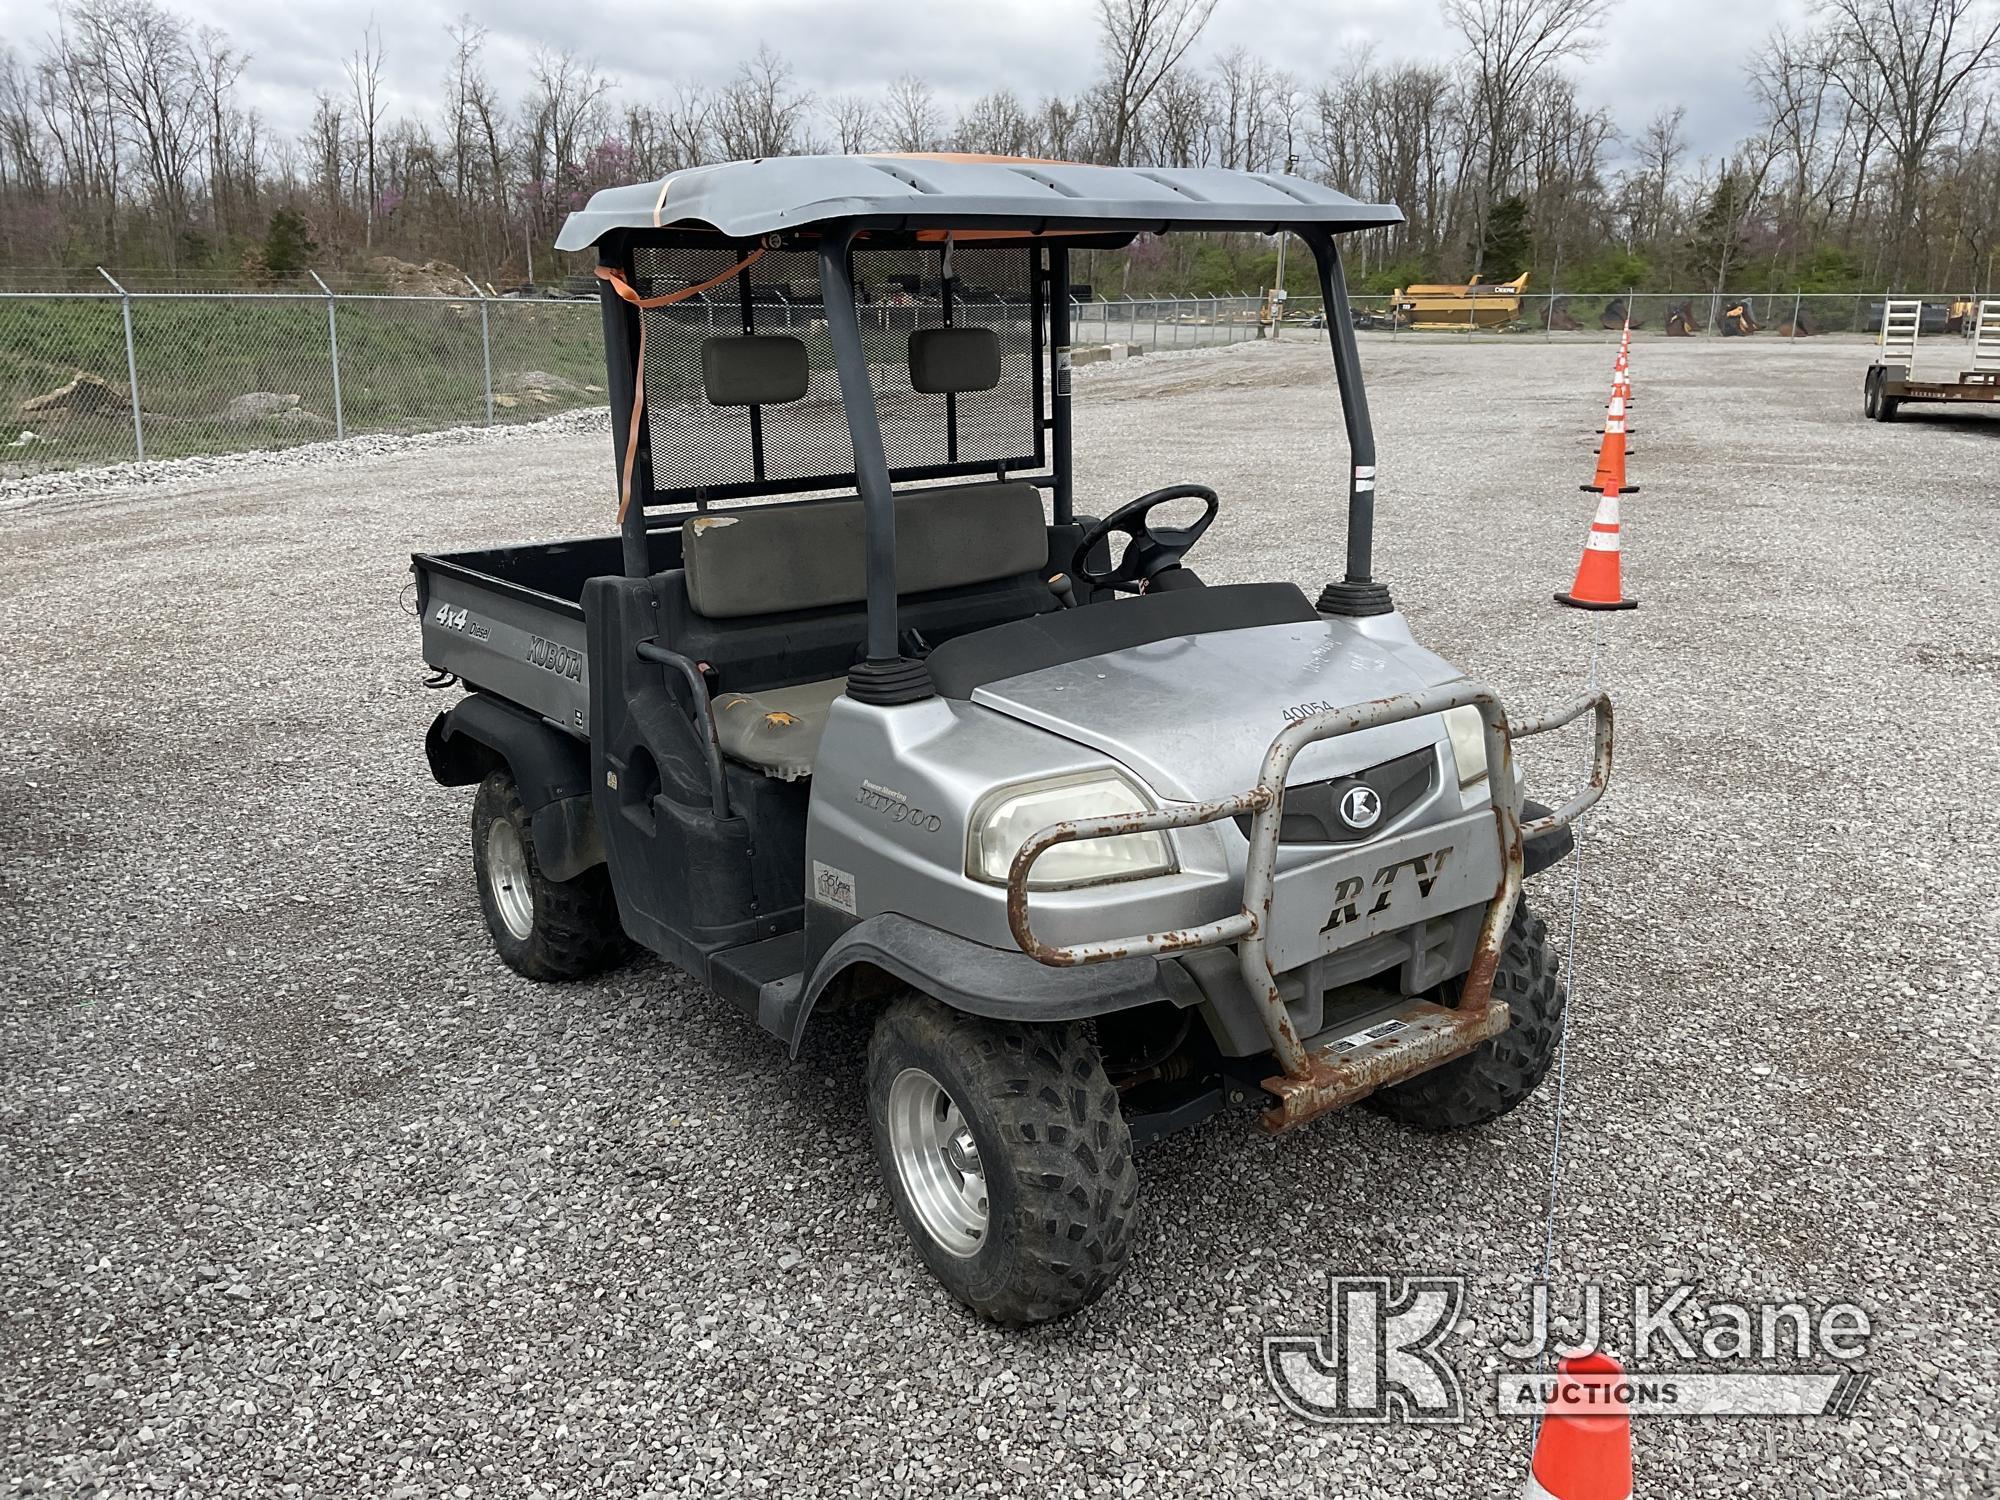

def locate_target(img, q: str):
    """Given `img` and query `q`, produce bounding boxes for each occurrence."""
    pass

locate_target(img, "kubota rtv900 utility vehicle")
[413,155,1614,1325]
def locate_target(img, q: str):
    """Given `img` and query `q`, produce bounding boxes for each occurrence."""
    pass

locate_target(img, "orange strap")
[595,248,767,523]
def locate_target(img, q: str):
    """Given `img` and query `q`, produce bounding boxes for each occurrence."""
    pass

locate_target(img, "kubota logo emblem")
[1339,785,1382,830]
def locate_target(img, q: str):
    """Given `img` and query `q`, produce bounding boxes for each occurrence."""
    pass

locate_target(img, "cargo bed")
[413,532,642,736]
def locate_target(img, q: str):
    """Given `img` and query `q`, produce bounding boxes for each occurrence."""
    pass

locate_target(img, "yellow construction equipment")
[1391,272,1530,329]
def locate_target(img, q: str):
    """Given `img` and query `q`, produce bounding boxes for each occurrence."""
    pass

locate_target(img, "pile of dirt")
[20,372,123,416]
[364,255,476,297]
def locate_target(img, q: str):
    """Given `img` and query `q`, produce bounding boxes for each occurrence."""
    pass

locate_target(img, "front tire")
[1365,901,1564,1132]
[471,771,626,981]
[867,995,1138,1326]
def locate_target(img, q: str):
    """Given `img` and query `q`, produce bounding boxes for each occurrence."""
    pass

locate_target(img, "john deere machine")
[1392,272,1531,329]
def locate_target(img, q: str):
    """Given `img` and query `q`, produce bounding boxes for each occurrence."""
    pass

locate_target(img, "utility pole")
[1270,147,1299,340]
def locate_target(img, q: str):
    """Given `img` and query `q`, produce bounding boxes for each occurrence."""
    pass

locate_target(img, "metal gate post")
[96,267,144,463]
[1791,289,1803,338]
[307,270,345,440]
[464,273,494,426]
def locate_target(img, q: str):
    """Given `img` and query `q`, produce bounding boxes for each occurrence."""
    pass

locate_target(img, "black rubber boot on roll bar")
[1316,580,1395,617]
[849,657,934,706]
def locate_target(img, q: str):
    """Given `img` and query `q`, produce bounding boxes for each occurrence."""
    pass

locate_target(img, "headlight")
[967,771,1178,889]
[1443,704,1490,789]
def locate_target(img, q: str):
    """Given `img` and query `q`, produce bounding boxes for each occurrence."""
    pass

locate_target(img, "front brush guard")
[1007,684,1614,1131]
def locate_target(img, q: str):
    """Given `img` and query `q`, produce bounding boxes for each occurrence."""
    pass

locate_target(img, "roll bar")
[600,221,1393,685]
[1304,232,1380,589]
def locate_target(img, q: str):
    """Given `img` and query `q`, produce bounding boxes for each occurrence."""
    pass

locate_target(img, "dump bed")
[412,534,628,736]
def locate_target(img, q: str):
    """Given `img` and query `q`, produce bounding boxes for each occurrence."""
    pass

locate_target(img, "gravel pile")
[0,407,609,511]
[3,336,1995,1497]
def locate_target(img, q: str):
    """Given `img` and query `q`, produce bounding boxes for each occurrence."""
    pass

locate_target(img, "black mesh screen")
[630,244,1041,505]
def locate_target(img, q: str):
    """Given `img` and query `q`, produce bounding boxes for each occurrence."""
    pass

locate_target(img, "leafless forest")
[1,0,1996,294]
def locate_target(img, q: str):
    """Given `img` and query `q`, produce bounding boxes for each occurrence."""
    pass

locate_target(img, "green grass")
[1,294,607,472]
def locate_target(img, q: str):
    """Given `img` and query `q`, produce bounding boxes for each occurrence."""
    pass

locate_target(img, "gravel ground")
[3,335,1996,1498]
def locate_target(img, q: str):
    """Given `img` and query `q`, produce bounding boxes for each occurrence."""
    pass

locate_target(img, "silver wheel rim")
[886,1067,988,1258]
[485,818,534,941]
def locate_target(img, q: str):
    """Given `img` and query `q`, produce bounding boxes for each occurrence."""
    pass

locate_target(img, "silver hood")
[969,615,1466,802]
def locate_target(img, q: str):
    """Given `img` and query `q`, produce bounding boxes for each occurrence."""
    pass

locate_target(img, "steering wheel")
[1069,484,1220,594]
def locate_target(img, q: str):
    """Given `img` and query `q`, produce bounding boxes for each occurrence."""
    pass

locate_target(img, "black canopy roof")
[555,154,1403,251]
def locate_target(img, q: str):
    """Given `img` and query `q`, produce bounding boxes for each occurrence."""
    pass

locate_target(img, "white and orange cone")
[1600,361,1635,449]
[1583,394,1636,494]
[1555,483,1637,611]
[1524,1352,1633,1499]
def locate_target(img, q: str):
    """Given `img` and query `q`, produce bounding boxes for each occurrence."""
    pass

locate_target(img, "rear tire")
[867,995,1138,1326]
[471,771,626,981]
[1365,901,1564,1132]
[1869,366,1903,422]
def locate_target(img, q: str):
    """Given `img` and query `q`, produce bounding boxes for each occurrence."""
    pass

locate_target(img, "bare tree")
[883,74,942,152]
[1095,0,1219,164]
[78,0,203,263]
[1442,0,1611,256]
[0,49,48,204]
[522,48,609,209]
[1627,105,1686,250]
[2,0,1995,302]
[1142,68,1215,166]
[712,45,814,159]
[657,86,714,167]
[1036,93,1090,160]
[1822,0,2000,275]
[825,92,876,154]
[32,16,123,253]
[191,25,245,235]
[305,89,344,226]
[442,20,483,214]
[343,21,384,248]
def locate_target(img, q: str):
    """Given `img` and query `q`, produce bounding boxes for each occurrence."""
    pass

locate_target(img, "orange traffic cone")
[1600,365,1636,445]
[1556,484,1637,611]
[1582,394,1636,493]
[1524,1352,1633,1499]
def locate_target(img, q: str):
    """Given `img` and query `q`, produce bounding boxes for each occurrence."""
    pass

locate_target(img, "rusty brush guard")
[1007,684,1615,1131]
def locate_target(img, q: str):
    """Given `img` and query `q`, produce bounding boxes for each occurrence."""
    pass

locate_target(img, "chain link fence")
[5,281,1986,479]
[1,281,608,478]
[1066,294,1276,352]
[1316,290,1991,343]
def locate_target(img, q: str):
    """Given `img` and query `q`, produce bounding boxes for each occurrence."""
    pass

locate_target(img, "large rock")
[21,372,120,415]
[512,370,583,394]
[226,392,302,421]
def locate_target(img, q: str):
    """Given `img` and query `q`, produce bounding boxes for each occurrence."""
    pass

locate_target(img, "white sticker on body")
[811,860,858,914]
[1327,1016,1410,1055]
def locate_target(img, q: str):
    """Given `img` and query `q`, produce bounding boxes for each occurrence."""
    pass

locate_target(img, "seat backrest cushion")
[682,480,1048,620]
[701,335,809,406]
[907,327,1001,394]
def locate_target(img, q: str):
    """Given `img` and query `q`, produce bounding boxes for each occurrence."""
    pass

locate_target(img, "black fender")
[1520,797,1574,879]
[770,911,1203,1055]
[425,693,603,881]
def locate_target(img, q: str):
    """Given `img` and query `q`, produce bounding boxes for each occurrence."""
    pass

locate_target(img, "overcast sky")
[3,0,1816,171]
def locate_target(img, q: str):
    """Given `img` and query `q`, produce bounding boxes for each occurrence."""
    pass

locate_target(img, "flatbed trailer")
[1865,298,2000,420]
